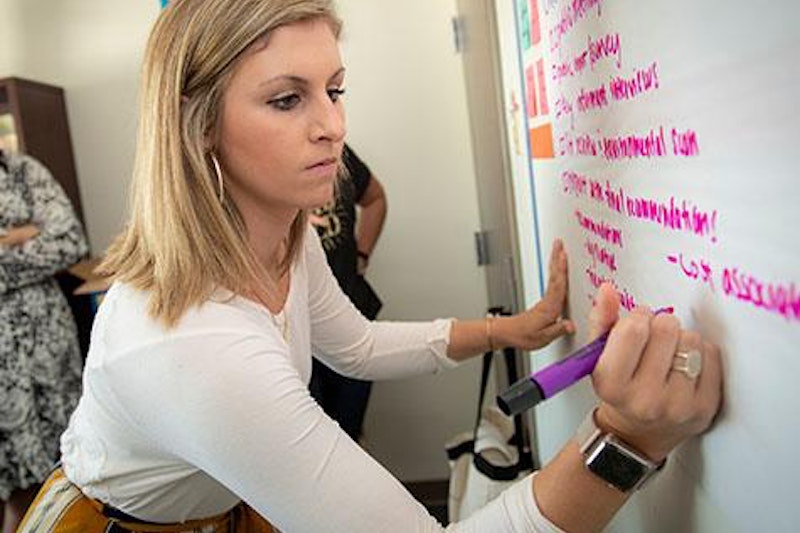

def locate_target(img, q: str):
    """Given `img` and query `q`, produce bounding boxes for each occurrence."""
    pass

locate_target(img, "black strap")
[503,346,535,472]
[472,352,494,435]
[450,308,534,480]
[103,504,150,523]
[471,306,505,435]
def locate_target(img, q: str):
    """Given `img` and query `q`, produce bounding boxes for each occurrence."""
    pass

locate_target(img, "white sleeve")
[304,227,459,380]
[105,330,562,533]
[453,475,568,533]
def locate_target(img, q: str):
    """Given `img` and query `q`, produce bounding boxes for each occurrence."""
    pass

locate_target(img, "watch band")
[574,408,604,454]
[574,408,665,492]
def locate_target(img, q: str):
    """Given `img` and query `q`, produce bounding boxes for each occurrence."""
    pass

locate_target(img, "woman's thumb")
[589,283,620,340]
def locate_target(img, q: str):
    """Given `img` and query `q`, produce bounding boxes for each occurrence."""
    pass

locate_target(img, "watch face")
[586,440,649,492]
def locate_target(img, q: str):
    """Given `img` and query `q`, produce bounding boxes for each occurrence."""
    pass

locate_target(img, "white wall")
[336,0,489,480]
[7,0,159,252]
[0,0,21,73]
[7,0,488,482]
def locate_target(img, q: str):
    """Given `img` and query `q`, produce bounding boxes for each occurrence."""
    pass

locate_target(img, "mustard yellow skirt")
[17,468,275,533]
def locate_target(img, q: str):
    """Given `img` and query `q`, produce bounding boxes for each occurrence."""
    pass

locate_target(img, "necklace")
[253,242,291,342]
[270,309,290,343]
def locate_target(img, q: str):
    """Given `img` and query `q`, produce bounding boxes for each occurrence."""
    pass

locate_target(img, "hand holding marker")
[497,307,674,416]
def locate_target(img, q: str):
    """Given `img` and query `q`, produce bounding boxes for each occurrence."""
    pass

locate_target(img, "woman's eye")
[268,94,301,111]
[327,88,346,102]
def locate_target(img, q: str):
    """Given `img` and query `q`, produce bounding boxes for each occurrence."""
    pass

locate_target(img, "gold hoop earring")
[210,153,224,203]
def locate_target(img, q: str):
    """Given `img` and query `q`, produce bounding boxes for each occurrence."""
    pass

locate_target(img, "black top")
[313,145,382,319]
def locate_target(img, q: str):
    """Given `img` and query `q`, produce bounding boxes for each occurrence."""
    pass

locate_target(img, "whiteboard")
[494,1,800,531]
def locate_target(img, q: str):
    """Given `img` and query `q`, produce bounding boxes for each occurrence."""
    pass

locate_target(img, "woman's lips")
[305,158,338,178]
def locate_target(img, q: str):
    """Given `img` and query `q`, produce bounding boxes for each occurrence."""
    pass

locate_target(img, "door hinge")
[474,230,490,266]
[451,16,466,53]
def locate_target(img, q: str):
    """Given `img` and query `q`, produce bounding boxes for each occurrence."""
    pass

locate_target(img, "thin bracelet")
[485,315,496,352]
[357,250,369,262]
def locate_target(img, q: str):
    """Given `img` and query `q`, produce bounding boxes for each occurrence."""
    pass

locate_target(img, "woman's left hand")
[496,239,575,350]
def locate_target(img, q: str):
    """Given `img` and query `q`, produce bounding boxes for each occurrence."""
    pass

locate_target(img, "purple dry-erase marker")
[497,307,673,416]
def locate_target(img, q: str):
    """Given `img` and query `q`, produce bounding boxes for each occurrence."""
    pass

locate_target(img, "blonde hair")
[101,0,342,327]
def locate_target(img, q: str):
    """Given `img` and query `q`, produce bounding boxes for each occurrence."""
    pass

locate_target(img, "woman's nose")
[310,95,345,143]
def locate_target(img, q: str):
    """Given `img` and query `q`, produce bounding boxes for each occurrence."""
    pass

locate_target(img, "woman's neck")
[228,191,300,310]
[241,203,299,279]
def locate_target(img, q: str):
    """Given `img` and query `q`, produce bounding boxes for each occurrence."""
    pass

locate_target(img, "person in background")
[309,143,386,441]
[0,150,88,533]
[17,1,722,531]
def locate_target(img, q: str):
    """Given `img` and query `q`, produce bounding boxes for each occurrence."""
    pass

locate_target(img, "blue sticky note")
[517,0,531,50]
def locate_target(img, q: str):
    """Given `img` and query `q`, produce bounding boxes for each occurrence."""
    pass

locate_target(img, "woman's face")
[216,18,345,220]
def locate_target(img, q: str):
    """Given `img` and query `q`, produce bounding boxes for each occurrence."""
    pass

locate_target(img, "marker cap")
[497,378,544,416]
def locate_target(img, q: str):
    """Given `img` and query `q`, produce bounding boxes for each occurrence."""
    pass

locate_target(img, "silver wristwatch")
[574,409,665,492]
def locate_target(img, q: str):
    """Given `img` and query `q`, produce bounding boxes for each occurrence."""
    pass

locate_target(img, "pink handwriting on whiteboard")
[574,208,624,247]
[667,253,715,292]
[561,169,587,197]
[557,131,599,157]
[553,62,661,123]
[549,0,604,53]
[576,83,609,113]
[624,195,718,242]
[600,127,667,160]
[554,94,575,125]
[585,238,618,272]
[588,32,622,69]
[552,58,575,84]
[671,128,700,156]
[609,62,660,101]
[551,32,622,84]
[561,172,719,244]
[666,253,800,323]
[722,267,800,322]
[555,126,700,161]
[584,266,636,311]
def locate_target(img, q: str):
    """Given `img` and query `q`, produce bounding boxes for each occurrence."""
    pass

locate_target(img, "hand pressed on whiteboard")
[446,239,574,360]
[589,283,723,462]
[497,239,575,351]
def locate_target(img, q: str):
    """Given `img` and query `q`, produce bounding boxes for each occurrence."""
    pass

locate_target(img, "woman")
[0,150,87,533]
[19,1,722,532]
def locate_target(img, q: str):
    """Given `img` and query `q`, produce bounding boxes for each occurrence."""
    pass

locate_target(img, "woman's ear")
[203,133,215,153]
[181,94,213,152]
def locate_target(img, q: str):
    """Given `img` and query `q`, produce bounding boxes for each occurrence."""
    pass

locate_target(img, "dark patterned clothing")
[313,144,381,317]
[0,152,88,500]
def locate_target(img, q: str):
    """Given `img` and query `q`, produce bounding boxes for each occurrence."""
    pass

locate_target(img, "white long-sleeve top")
[61,226,561,532]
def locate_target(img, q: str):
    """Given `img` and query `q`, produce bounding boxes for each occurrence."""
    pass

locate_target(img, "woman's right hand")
[531,284,723,533]
[587,283,723,462]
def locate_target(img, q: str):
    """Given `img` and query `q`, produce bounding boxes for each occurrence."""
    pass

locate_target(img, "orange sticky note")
[530,123,555,159]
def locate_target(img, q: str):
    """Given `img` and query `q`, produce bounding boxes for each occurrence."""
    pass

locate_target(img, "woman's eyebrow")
[258,66,346,90]
[328,66,346,81]
[257,75,308,90]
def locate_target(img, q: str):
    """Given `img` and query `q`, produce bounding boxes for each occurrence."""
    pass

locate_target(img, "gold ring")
[672,349,702,379]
